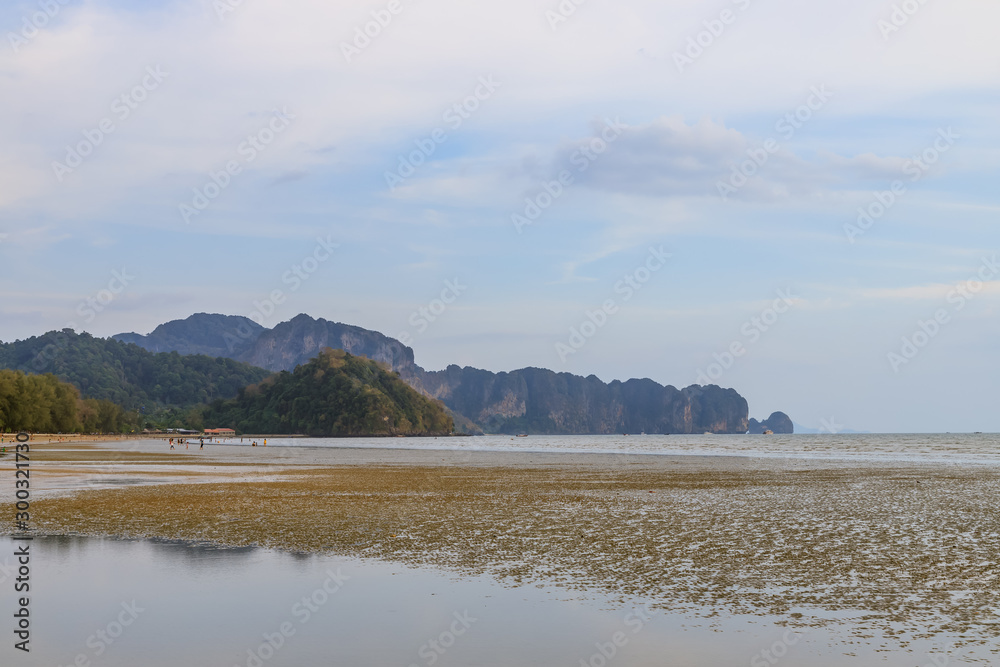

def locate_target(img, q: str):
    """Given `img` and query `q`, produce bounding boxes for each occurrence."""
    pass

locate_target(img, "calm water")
[216,433,1000,465]
[0,537,973,667]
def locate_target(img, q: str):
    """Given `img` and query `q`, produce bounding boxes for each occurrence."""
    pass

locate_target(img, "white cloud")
[2,0,997,230]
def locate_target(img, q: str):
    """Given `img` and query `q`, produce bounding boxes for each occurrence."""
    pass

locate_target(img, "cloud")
[550,115,743,197]
[532,115,947,202]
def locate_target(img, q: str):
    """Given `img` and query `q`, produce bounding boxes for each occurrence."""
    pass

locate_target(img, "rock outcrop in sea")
[748,411,794,434]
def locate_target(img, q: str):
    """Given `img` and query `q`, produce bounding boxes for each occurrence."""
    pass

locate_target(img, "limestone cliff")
[116,313,751,435]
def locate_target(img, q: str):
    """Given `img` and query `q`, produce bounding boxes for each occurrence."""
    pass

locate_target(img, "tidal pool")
[0,536,975,666]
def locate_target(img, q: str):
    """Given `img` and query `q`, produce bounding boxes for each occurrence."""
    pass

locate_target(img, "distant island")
[748,412,794,434]
[0,313,792,435]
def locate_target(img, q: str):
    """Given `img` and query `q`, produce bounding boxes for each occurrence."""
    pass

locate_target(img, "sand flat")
[5,437,999,655]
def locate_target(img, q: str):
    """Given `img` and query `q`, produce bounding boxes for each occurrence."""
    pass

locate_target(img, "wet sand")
[5,437,999,657]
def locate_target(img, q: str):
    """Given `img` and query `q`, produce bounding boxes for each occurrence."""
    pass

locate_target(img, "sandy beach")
[5,436,999,658]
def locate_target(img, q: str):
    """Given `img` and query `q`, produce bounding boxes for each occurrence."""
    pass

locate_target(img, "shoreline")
[7,437,1000,653]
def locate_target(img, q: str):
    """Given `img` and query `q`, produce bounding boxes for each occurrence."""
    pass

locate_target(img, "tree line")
[0,370,140,433]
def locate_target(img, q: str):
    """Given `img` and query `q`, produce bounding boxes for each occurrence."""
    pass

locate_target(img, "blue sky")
[1,0,998,432]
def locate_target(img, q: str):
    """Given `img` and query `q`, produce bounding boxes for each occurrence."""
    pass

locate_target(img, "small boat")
[516,433,528,437]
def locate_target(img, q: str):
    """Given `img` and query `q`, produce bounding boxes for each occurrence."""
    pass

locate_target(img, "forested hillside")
[0,330,272,410]
[199,349,453,436]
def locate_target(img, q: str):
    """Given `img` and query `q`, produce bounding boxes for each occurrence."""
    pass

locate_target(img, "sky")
[1,0,998,433]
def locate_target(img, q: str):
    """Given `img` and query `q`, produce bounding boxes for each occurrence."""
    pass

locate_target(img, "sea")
[220,432,1000,466]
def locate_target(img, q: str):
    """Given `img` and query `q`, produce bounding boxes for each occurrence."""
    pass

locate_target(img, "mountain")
[114,312,413,374]
[409,365,747,434]
[115,313,752,434]
[0,329,272,410]
[748,411,794,434]
[115,313,265,357]
[199,349,453,437]
[241,313,414,374]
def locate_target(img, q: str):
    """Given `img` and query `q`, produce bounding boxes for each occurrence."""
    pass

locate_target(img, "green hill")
[0,329,273,411]
[200,349,454,436]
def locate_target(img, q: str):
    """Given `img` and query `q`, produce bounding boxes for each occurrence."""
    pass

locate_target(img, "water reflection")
[0,536,977,667]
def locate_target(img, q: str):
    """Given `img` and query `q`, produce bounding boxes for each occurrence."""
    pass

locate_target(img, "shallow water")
[213,432,1000,465]
[0,536,980,666]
